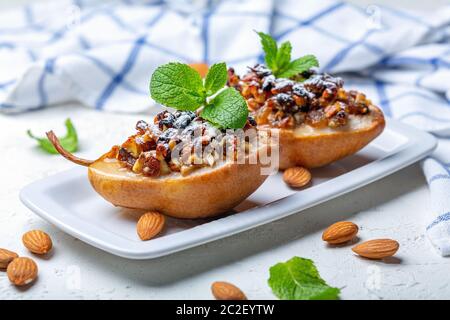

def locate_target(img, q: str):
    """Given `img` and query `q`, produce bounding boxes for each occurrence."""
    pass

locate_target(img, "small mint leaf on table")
[150,62,206,111]
[268,257,340,300]
[28,118,78,154]
[277,55,319,79]
[204,62,228,96]
[201,88,248,129]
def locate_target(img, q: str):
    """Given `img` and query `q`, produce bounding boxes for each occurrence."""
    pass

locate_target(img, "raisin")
[173,113,193,129]
[247,116,257,127]
[292,84,314,100]
[262,75,276,92]
[157,128,178,143]
[272,80,294,94]
[328,110,348,127]
[249,64,272,78]
[299,104,310,112]
[276,94,297,113]
[303,73,344,97]
[155,111,176,129]
[117,148,136,167]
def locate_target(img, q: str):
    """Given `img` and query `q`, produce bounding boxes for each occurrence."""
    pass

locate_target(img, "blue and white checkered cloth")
[1,0,450,255]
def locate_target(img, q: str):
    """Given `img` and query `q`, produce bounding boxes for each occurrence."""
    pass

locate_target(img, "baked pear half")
[275,104,384,169]
[228,65,385,169]
[47,111,269,219]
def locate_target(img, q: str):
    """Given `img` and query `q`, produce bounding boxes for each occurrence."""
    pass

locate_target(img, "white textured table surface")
[1,104,449,300]
[1,0,450,300]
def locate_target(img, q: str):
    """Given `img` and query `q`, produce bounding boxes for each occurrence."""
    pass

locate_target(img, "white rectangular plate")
[20,119,437,259]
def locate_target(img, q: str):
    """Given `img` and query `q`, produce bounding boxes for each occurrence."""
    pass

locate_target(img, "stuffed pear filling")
[227,65,372,129]
[112,110,257,177]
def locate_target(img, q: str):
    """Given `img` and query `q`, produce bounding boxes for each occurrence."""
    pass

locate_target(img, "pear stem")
[46,131,94,167]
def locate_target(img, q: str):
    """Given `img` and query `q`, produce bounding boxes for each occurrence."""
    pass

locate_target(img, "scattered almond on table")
[283,166,312,188]
[1,230,55,288]
[22,230,53,255]
[211,281,247,300]
[0,248,19,269]
[7,257,38,286]
[137,211,165,241]
[322,221,359,244]
[352,239,399,259]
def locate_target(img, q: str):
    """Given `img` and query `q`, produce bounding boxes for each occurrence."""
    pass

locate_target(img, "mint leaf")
[257,31,278,71]
[149,62,248,129]
[275,41,292,72]
[201,88,248,129]
[28,118,78,154]
[150,62,206,111]
[204,62,227,96]
[276,55,319,79]
[268,257,340,300]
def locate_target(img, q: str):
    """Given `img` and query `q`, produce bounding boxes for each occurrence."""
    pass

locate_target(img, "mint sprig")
[150,62,248,129]
[268,257,340,300]
[257,31,319,78]
[27,118,78,154]
[150,62,205,111]
[202,88,248,129]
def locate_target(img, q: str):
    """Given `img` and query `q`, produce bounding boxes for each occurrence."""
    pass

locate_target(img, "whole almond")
[352,239,399,259]
[283,167,312,188]
[22,230,53,255]
[322,221,359,244]
[7,257,38,286]
[211,281,247,300]
[137,212,165,241]
[0,248,19,269]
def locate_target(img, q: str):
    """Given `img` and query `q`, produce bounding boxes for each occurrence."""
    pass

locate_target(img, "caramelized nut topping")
[113,111,257,177]
[228,64,371,129]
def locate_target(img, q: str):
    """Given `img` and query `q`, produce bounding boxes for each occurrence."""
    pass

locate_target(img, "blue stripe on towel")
[324,30,381,72]
[430,157,450,174]
[0,80,15,90]
[76,53,146,95]
[429,174,450,184]
[201,0,217,64]
[95,37,146,109]
[427,212,450,230]
[24,5,34,25]
[274,12,384,56]
[274,2,345,41]
[384,91,449,106]
[380,56,450,68]
[78,36,91,50]
[0,42,15,49]
[37,59,56,108]
[382,6,433,28]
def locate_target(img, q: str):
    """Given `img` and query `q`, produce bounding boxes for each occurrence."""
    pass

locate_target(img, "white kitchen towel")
[1,0,449,255]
